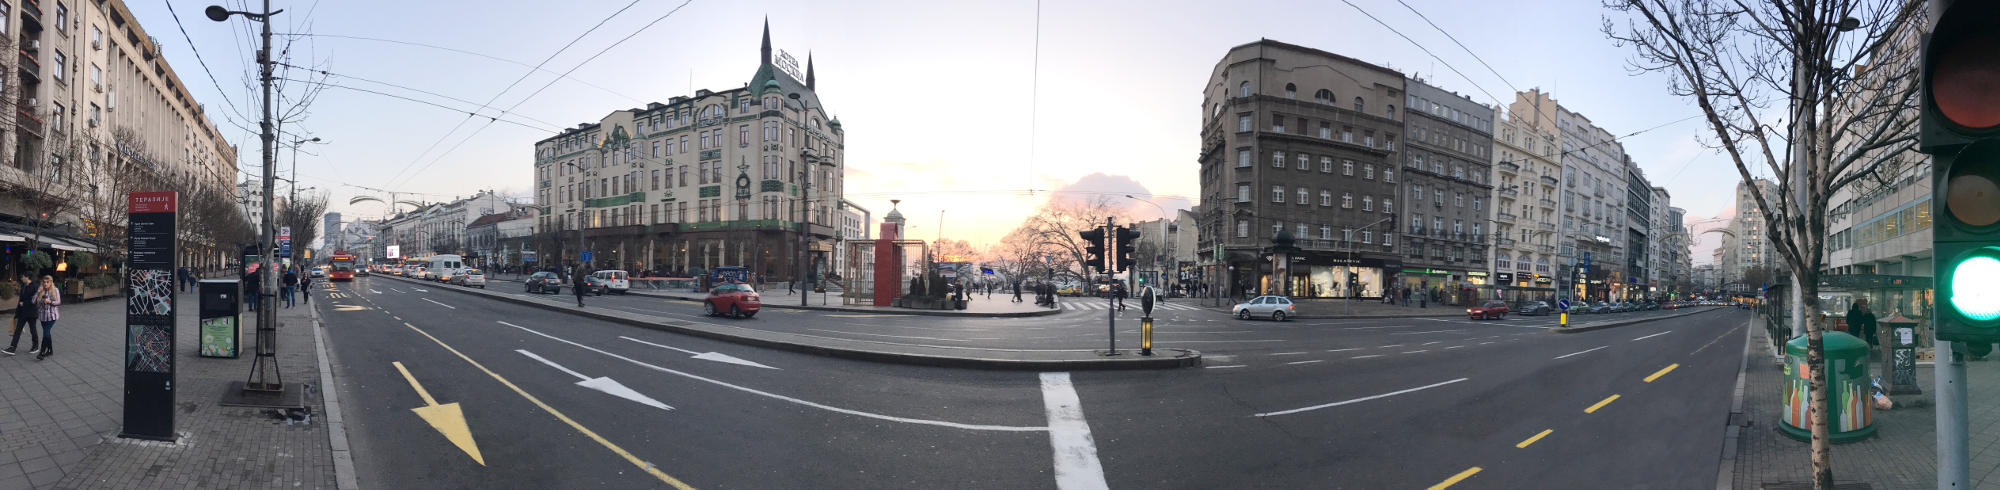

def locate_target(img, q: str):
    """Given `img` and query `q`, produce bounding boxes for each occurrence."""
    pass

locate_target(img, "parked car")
[450,269,486,288]
[1517,301,1553,316]
[1232,295,1296,321]
[705,281,761,318]
[1468,300,1509,320]
[1597,301,1619,313]
[586,270,631,295]
[525,271,564,294]
[1644,301,1660,311]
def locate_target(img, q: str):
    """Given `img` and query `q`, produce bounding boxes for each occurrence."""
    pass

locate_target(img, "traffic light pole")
[1105,217,1117,356]
[1937,340,1969,488]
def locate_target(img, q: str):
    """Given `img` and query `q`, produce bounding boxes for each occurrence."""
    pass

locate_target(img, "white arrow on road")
[620,336,778,370]
[516,350,673,411]
[413,288,430,292]
[369,289,382,294]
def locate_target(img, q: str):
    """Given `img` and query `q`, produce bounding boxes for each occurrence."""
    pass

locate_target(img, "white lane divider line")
[1326,348,1363,353]
[1041,372,1109,490]
[1285,360,1326,365]
[1632,331,1672,341]
[1421,341,1442,346]
[1554,345,1609,359]
[421,298,457,309]
[1255,378,1469,417]
[1351,354,1385,359]
[619,336,780,370]
[497,322,1040,431]
[388,287,406,293]
[1402,350,1429,354]
[1269,352,1310,356]
[1204,365,1248,369]
[515,349,673,411]
[1390,329,1462,335]
[369,289,382,294]
[1445,345,1465,350]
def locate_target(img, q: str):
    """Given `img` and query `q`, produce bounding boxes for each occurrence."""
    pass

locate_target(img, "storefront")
[1288,256,1397,299]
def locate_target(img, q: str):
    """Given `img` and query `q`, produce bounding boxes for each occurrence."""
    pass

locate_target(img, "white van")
[587,270,630,295]
[426,255,466,282]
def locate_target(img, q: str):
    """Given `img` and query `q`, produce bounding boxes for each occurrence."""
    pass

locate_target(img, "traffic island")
[1547,306,1731,333]
[377,275,1199,370]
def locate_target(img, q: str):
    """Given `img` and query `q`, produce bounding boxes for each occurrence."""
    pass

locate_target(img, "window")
[1411,215,1423,233]
[1383,233,1394,248]
[1384,199,1394,214]
[1237,220,1249,238]
[1296,153,1309,170]
[1342,193,1353,209]
[1412,185,1424,201]
[1272,186,1285,203]
[1386,104,1396,118]
[1434,218,1444,234]
[1297,188,1308,205]
[1298,224,1309,239]
[1386,136,1396,151]
[1273,223,1283,237]
[739,125,750,147]
[55,3,66,32]
[1320,157,1333,173]
[1342,160,1354,176]
[1362,196,1373,211]
[1455,193,1464,208]
[1320,191,1332,207]
[1237,185,1251,202]
[0,3,9,35]
[1454,166,1465,179]
[680,136,689,153]
[1385,170,1395,183]
[51,102,63,127]
[1472,224,1483,241]
[1353,97,1364,111]
[1454,220,1464,235]
[1320,225,1331,240]
[89,64,100,89]
[652,141,661,157]
[1474,198,1483,212]
[1271,114,1285,133]
[87,103,98,126]
[1365,134,1375,148]
[1364,165,1374,180]
[1238,115,1251,132]
[53,51,66,81]
[651,170,660,190]
[1237,149,1251,168]
[764,121,778,141]
[1284,83,1296,99]
[1362,231,1373,244]
[1433,161,1445,175]
[1272,151,1284,168]
[1238,81,1251,98]
[1341,128,1353,143]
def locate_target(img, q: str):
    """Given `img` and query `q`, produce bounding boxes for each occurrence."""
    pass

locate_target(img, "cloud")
[1044,172,1195,221]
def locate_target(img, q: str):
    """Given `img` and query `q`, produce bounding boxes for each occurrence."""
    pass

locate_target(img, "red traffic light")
[1947,141,2000,227]
[1929,10,2000,130]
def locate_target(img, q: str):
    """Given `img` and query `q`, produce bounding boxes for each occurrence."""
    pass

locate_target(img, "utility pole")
[206,2,285,395]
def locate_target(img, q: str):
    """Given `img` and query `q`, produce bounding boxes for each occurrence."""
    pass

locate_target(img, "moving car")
[586,270,630,295]
[309,267,327,278]
[705,281,761,318]
[1468,300,1509,320]
[449,269,486,288]
[1516,301,1553,316]
[1232,295,1296,321]
[525,271,563,294]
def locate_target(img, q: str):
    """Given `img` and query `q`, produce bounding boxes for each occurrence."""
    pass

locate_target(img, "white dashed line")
[1554,346,1609,359]
[1285,360,1326,365]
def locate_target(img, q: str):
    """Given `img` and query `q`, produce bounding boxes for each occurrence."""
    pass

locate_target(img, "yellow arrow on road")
[333,304,368,312]
[392,361,485,465]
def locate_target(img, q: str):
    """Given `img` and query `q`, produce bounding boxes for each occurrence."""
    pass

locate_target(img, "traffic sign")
[1557,298,1571,311]
[581,251,594,263]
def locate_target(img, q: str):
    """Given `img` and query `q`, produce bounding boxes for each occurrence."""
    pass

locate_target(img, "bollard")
[1141,316,1154,356]
[1561,312,1567,328]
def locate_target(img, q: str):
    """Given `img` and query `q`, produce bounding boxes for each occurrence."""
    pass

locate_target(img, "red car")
[704,281,761,318]
[1467,300,1509,320]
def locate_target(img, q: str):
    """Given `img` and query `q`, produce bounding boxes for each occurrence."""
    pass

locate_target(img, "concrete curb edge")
[1548,307,1727,333]
[1714,317,1755,490]
[309,304,362,490]
[381,275,1200,370]
[623,289,1065,318]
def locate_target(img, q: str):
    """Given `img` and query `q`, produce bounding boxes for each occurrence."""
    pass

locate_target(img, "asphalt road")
[318,275,1748,488]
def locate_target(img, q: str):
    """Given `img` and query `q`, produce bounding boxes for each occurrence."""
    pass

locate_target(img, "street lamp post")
[206,2,285,395]
[288,137,322,205]
[788,92,827,307]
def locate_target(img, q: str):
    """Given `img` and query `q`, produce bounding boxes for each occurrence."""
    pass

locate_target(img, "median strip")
[1644,364,1679,383]
[1585,394,1621,413]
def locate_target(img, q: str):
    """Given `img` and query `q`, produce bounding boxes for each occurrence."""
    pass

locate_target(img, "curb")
[1548,307,1728,333]
[623,289,1065,318]
[377,275,1199,370]
[308,303,362,490]
[1714,317,1755,490]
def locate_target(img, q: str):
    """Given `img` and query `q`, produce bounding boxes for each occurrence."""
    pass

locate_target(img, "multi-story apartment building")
[1510,89,1633,301]
[1489,104,1562,290]
[323,212,342,252]
[381,190,509,258]
[1659,202,1690,295]
[1400,78,1495,297]
[1825,8,1929,316]
[834,201,868,281]
[0,0,239,268]
[533,22,843,280]
[1725,179,1780,280]
[238,180,267,226]
[1196,39,1404,299]
[1624,158,1653,299]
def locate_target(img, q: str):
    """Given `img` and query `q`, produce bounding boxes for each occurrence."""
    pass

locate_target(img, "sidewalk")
[0,287,339,489]
[1731,318,2000,489]
[487,272,1059,317]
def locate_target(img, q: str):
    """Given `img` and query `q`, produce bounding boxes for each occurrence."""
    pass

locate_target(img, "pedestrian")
[1848,298,1879,350]
[6,274,40,355]
[300,269,312,304]
[31,275,58,360]
[1012,280,1023,303]
[244,266,262,312]
[282,267,299,308]
[572,264,589,308]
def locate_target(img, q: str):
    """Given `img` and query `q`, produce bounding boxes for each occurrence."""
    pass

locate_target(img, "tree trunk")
[1800,271,1833,489]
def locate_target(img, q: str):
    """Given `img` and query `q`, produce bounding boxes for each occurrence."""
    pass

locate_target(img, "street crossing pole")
[1106,217,1117,355]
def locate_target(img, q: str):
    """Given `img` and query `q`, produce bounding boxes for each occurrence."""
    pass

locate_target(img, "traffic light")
[1080,227,1107,273]
[1924,1,2000,343]
[1114,226,1140,273]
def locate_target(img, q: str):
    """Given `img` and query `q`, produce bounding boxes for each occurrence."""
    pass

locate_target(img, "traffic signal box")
[1114,227,1141,273]
[1923,1,2000,343]
[1080,227,1108,274]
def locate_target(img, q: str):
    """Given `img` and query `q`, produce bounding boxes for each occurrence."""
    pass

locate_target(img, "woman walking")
[5,274,38,355]
[32,275,58,360]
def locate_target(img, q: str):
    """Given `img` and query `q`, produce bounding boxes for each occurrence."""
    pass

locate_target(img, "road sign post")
[1557,298,1571,328]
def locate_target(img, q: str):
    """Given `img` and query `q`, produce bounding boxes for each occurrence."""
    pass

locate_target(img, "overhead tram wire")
[273,62,570,130]
[1338,0,1503,107]
[1393,0,1521,95]
[382,0,651,188]
[274,77,564,134]
[271,32,648,105]
[163,1,253,133]
[387,0,697,190]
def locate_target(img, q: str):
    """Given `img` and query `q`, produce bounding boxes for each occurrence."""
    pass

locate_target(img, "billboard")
[385,245,401,259]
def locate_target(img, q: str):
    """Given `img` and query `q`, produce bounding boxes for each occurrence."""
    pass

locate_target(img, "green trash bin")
[1779,331,1876,442]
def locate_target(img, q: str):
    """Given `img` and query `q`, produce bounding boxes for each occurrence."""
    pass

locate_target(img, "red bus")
[329,252,357,281]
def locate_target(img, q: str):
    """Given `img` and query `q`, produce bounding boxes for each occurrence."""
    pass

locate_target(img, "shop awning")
[0,233,24,243]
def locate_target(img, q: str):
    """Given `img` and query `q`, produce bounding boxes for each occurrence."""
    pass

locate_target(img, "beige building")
[0,0,239,269]
[1489,104,1562,290]
[532,21,844,280]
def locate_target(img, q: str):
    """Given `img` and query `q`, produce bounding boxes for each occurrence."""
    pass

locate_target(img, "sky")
[131,0,1755,258]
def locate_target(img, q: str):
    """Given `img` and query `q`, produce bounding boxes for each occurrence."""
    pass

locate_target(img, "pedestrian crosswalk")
[1059,301,1208,312]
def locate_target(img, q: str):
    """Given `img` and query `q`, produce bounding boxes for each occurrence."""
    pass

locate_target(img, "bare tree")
[1604,1,1925,487]
[279,191,329,262]
[71,127,170,264]
[1012,196,1121,284]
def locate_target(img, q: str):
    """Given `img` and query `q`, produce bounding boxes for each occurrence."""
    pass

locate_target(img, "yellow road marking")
[1516,429,1553,448]
[333,304,368,312]
[1645,364,1680,383]
[1585,394,1621,413]
[391,362,483,465]
[1428,467,1482,489]
[399,321,696,489]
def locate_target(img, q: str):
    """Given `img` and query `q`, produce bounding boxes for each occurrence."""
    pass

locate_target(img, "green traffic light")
[1951,255,2000,322]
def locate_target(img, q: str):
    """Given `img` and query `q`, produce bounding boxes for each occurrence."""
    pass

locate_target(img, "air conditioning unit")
[26,40,38,51]
[91,40,101,51]
[92,84,101,93]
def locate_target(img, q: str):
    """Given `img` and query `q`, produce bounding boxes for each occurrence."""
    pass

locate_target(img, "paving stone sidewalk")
[1733,318,2000,489]
[0,286,337,489]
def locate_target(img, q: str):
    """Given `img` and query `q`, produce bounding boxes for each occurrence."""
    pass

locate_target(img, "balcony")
[1542,175,1559,186]
[1497,238,1517,247]
[1540,198,1558,208]
[1498,188,1518,198]
[1497,161,1519,173]
[1538,222,1555,231]
[20,0,41,28]
[15,107,42,135]
[1497,212,1517,222]
[17,50,38,81]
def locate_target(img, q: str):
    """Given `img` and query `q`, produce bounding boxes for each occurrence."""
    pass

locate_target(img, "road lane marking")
[1427,467,1482,489]
[1285,360,1325,365]
[517,350,675,411]
[1254,378,1468,417]
[391,362,484,466]
[1351,354,1384,359]
[1645,364,1680,383]
[1479,342,1494,345]
[1391,329,1462,335]
[1632,331,1671,341]
[1204,365,1247,369]
[825,314,908,318]
[1040,372,1109,490]
[1421,341,1442,346]
[1690,323,1746,355]
[1326,348,1363,352]
[1402,350,1429,354]
[387,287,406,293]
[1270,352,1309,356]
[1379,344,1404,348]
[620,336,779,370]
[1445,345,1465,350]
[1585,394,1621,413]
[1516,429,1553,448]
[421,298,456,309]
[397,324,693,488]
[497,321,1046,431]
[1554,346,1609,359]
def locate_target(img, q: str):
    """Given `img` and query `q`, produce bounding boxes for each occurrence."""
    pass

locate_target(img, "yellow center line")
[1428,467,1482,489]
[1645,363,1680,383]
[1516,429,1553,448]
[1585,394,1621,413]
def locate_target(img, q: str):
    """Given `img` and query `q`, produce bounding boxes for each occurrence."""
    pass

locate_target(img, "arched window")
[1386,104,1396,118]
[1315,89,1333,103]
[1284,83,1297,99]
[1496,252,1512,269]
[1353,97,1365,111]
[1239,81,1252,98]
